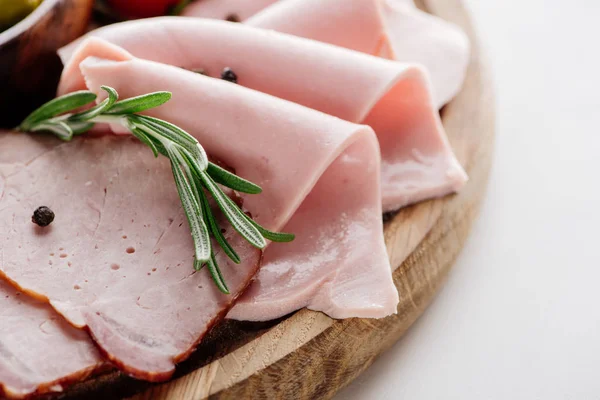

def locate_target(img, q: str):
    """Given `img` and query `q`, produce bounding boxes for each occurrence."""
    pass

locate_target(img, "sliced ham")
[57,22,466,323]
[0,132,103,399]
[58,19,467,212]
[182,0,470,107]
[0,42,398,378]
[0,278,102,399]
[0,130,262,380]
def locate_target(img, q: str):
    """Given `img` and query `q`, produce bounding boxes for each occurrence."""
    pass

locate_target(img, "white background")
[337,1,600,399]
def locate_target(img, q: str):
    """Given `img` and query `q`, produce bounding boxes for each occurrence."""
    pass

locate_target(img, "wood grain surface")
[56,0,494,398]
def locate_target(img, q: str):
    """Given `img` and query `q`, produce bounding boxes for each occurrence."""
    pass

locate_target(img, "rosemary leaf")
[70,86,119,122]
[199,189,241,264]
[247,217,296,243]
[133,115,208,170]
[129,124,160,158]
[137,115,198,148]
[194,258,205,271]
[176,150,205,223]
[181,149,243,263]
[20,91,97,130]
[207,253,230,294]
[166,144,211,265]
[207,162,262,194]
[199,170,266,249]
[106,91,172,115]
[68,121,96,136]
[31,121,74,141]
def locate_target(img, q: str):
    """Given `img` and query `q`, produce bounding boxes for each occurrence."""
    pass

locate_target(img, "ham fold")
[182,0,470,107]
[0,41,399,378]
[57,20,466,323]
[58,19,467,213]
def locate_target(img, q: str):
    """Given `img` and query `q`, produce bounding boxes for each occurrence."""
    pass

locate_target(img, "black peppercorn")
[32,206,55,227]
[221,67,238,84]
[225,14,241,23]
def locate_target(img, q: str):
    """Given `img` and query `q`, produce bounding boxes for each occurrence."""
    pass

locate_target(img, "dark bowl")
[0,0,93,128]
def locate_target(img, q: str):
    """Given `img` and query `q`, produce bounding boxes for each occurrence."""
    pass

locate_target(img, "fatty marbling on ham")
[58,19,467,213]
[0,41,398,379]
[182,0,470,107]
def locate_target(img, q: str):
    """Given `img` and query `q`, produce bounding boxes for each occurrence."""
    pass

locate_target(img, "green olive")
[0,0,42,30]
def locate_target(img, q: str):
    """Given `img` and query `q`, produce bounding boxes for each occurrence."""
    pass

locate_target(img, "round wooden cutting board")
[60,0,494,399]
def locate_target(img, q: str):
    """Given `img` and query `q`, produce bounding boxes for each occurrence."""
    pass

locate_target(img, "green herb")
[17,86,294,294]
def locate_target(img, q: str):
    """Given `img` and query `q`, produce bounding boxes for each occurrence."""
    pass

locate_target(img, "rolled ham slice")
[0,277,102,399]
[0,41,398,378]
[58,19,467,212]
[57,21,466,323]
[182,0,470,107]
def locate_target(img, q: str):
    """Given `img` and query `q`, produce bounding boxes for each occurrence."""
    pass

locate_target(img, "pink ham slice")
[0,42,398,378]
[57,22,466,322]
[58,19,467,212]
[182,0,470,107]
[0,278,102,399]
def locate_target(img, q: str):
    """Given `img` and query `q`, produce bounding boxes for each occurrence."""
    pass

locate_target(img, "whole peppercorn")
[32,206,55,227]
[225,13,240,23]
[221,67,238,84]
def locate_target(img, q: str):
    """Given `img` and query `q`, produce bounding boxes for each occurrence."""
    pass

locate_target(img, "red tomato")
[107,0,180,18]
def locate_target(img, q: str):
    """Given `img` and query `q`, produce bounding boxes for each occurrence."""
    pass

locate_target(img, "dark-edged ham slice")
[0,278,102,399]
[0,131,262,380]
[0,44,398,378]
[58,19,467,213]
[0,133,103,399]
[181,0,470,107]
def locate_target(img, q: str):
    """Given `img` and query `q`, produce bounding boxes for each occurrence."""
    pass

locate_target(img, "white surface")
[337,1,600,399]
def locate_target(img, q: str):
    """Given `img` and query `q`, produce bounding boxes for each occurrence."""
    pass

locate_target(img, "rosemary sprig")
[17,86,294,294]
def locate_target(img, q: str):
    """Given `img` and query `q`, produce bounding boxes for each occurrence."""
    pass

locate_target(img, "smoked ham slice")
[0,131,262,380]
[0,43,398,378]
[0,133,103,399]
[0,278,102,399]
[58,19,467,212]
[182,0,470,107]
